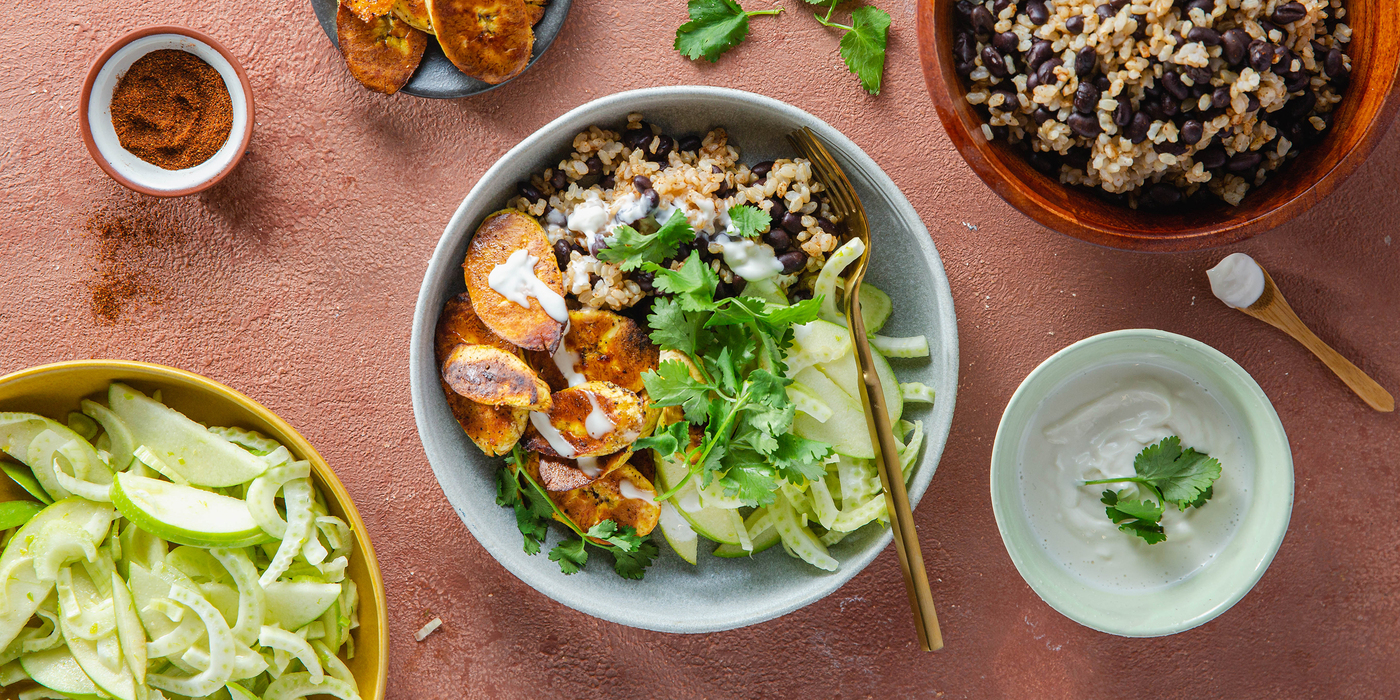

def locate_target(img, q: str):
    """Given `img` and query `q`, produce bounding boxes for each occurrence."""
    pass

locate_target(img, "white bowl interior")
[410,87,960,633]
[87,34,248,192]
[990,329,1293,637]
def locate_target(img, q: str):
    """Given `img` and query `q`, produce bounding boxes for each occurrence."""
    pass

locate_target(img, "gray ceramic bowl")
[409,86,959,632]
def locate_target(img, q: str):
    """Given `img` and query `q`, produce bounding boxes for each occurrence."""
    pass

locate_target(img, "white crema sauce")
[1206,253,1265,309]
[717,235,783,281]
[1018,359,1255,592]
[488,249,569,324]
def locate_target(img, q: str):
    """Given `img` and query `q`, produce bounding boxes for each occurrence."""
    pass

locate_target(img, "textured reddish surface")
[2,1,1397,698]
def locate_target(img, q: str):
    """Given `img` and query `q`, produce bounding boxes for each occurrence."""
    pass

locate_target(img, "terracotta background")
[2,0,1398,697]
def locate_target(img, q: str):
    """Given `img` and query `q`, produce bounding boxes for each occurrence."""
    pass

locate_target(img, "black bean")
[1222,29,1249,66]
[589,236,608,257]
[1065,14,1085,34]
[1212,86,1231,109]
[641,189,660,212]
[1143,99,1165,121]
[778,250,808,275]
[715,185,736,199]
[1192,82,1211,99]
[549,170,567,191]
[993,0,1011,14]
[982,46,1009,78]
[1161,94,1179,117]
[1286,71,1311,92]
[678,135,703,153]
[994,31,1019,53]
[1271,1,1306,24]
[781,211,804,234]
[1026,71,1042,92]
[1285,90,1316,119]
[954,31,977,64]
[1155,141,1188,156]
[1114,101,1134,127]
[992,86,1021,111]
[1132,15,1148,39]
[586,156,603,176]
[957,61,977,77]
[634,271,655,293]
[1186,27,1221,46]
[1028,151,1059,175]
[1075,46,1097,77]
[1026,39,1053,69]
[713,279,734,301]
[518,181,543,202]
[1095,76,1111,91]
[1162,71,1190,100]
[600,174,615,189]
[1067,112,1102,137]
[1032,107,1056,125]
[1096,3,1116,21]
[1111,0,1129,9]
[650,135,674,162]
[1246,93,1261,112]
[1146,183,1183,206]
[1037,58,1063,86]
[751,161,774,180]
[1185,0,1214,16]
[632,175,652,191]
[955,0,977,25]
[1027,0,1049,25]
[1127,112,1152,143]
[1197,146,1227,170]
[1325,48,1346,79]
[1065,147,1092,169]
[553,239,573,270]
[816,218,837,235]
[1258,20,1280,38]
[763,228,790,251]
[622,125,651,149]
[1228,151,1264,172]
[971,5,995,36]
[769,197,786,218]
[1181,119,1204,145]
[1249,40,1276,73]
[1185,65,1212,87]
[1075,82,1101,114]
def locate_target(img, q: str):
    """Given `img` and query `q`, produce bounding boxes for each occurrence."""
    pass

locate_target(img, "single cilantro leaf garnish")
[1101,490,1166,545]
[598,210,696,271]
[646,297,706,357]
[496,455,550,555]
[1086,437,1224,544]
[644,251,719,312]
[727,204,771,237]
[815,5,891,95]
[674,0,782,63]
[611,534,660,579]
[548,538,588,574]
[632,420,690,456]
[642,360,715,424]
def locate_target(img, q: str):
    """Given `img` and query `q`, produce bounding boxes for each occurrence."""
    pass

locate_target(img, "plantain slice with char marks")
[524,0,547,24]
[529,309,659,394]
[526,457,660,537]
[427,0,535,85]
[464,210,566,353]
[336,4,429,95]
[392,0,434,33]
[436,293,527,456]
[530,449,630,492]
[343,0,397,21]
[523,381,647,459]
[441,343,551,411]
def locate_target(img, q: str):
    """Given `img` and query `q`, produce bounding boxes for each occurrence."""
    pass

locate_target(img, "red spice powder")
[110,49,233,170]
[85,198,182,323]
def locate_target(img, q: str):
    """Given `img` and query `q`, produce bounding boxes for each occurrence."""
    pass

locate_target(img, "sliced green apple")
[656,501,697,565]
[111,472,271,548]
[264,580,342,631]
[108,383,267,488]
[20,646,103,699]
[2,461,52,504]
[0,498,113,650]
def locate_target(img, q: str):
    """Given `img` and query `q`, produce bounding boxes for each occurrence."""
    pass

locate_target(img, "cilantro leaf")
[597,210,696,271]
[674,0,782,63]
[611,533,660,579]
[1101,490,1166,545]
[496,465,550,555]
[840,7,891,95]
[644,251,719,312]
[1132,436,1222,509]
[632,420,690,458]
[770,433,831,484]
[763,297,823,327]
[646,297,706,357]
[586,520,642,551]
[642,360,714,423]
[727,204,771,237]
[718,461,780,506]
[548,538,588,574]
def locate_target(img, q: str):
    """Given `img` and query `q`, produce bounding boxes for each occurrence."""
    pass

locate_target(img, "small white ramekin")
[80,26,254,197]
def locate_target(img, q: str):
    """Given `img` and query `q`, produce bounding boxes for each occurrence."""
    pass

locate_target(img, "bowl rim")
[408,85,960,632]
[915,0,1400,251]
[988,329,1294,636]
[0,359,388,697]
[79,25,255,198]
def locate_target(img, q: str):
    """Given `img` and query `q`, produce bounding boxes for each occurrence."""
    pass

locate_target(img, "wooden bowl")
[0,360,387,700]
[917,0,1400,251]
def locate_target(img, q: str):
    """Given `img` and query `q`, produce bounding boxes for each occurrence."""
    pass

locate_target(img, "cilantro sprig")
[674,0,783,63]
[631,251,831,506]
[497,447,659,578]
[597,210,696,272]
[814,4,891,95]
[727,204,771,237]
[1086,437,1223,545]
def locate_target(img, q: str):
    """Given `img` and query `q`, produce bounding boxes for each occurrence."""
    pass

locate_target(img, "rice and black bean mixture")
[952,0,1352,207]
[506,114,845,311]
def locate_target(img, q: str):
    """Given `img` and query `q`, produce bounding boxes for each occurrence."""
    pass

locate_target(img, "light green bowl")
[990,329,1293,637]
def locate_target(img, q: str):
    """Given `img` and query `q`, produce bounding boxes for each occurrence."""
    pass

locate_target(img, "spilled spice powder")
[110,49,233,170]
[85,198,183,324]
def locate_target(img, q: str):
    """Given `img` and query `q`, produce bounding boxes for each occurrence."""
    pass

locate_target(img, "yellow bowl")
[0,360,387,700]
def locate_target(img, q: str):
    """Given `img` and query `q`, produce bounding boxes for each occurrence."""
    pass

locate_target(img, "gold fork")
[787,127,944,652]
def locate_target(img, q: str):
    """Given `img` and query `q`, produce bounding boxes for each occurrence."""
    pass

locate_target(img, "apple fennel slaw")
[0,384,363,700]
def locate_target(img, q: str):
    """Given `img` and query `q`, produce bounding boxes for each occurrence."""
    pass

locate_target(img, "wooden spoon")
[1241,267,1393,412]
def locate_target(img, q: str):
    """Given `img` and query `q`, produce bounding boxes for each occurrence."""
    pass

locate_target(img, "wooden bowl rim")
[916,0,1400,251]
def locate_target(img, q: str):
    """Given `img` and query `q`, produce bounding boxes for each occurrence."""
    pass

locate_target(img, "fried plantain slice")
[530,449,631,492]
[551,464,661,537]
[523,381,647,459]
[464,210,566,353]
[442,343,551,411]
[343,0,397,20]
[427,0,535,85]
[393,0,435,33]
[336,4,429,95]
[529,309,659,394]
[437,293,527,455]
[524,0,546,24]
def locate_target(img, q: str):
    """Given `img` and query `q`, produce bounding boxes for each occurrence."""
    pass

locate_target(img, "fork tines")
[787,127,861,220]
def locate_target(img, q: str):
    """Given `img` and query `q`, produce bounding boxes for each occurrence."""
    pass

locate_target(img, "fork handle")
[848,293,944,652]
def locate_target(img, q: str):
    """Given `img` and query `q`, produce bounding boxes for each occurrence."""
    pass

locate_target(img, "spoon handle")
[848,292,945,651]
[1249,292,1394,413]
